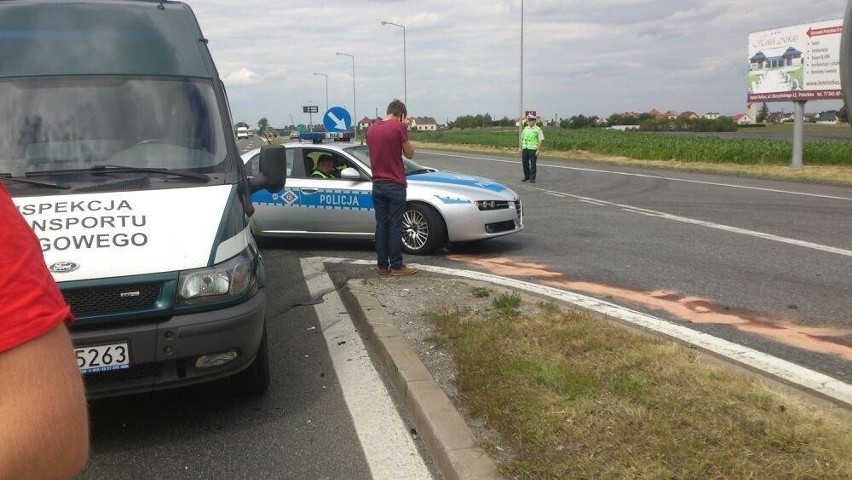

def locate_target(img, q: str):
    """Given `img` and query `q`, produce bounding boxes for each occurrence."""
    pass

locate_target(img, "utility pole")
[336,52,357,139]
[381,20,407,108]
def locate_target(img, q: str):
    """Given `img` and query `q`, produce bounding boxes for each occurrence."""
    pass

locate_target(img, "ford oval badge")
[49,261,79,273]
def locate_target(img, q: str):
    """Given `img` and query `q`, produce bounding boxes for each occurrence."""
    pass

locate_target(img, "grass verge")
[425,292,852,478]
[410,128,852,186]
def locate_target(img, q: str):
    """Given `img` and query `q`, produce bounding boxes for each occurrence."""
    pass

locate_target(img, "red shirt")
[0,185,73,353]
[366,119,408,186]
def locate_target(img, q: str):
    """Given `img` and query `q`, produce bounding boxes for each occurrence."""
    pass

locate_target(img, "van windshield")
[0,1,214,79]
[0,76,227,177]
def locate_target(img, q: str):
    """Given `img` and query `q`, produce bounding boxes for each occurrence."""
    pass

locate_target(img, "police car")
[241,143,523,254]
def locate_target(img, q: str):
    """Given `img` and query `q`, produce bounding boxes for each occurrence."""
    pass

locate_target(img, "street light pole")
[519,0,524,146]
[381,20,407,107]
[312,72,328,113]
[336,52,356,137]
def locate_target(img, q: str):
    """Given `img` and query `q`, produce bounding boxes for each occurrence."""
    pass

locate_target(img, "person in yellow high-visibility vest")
[310,155,335,179]
[519,115,544,183]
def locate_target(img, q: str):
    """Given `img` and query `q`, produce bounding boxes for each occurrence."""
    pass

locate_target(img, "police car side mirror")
[249,145,287,193]
[339,167,362,180]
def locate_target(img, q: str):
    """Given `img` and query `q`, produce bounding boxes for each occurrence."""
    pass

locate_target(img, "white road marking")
[424,151,852,202]
[319,257,852,408]
[300,258,432,480]
[529,186,852,258]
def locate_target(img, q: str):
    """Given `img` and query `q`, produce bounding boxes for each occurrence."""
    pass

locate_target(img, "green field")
[410,126,852,166]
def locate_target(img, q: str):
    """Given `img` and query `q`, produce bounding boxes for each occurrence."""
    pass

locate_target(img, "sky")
[188,0,847,128]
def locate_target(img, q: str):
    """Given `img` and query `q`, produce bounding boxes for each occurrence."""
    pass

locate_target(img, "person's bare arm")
[0,324,90,479]
[402,140,415,159]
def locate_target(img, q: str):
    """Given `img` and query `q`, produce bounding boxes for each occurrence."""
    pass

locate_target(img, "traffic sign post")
[303,105,319,127]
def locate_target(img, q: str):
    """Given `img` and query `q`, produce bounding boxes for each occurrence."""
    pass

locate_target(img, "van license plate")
[75,343,130,374]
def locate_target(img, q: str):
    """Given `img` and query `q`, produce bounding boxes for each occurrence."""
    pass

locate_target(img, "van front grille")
[63,282,162,317]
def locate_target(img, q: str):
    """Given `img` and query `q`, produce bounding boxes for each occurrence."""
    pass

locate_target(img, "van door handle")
[301,188,319,194]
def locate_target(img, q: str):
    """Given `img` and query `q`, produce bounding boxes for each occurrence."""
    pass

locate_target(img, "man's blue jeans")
[372,181,407,269]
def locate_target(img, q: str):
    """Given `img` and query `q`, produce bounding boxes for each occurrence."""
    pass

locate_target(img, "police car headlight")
[476,200,508,211]
[177,248,255,305]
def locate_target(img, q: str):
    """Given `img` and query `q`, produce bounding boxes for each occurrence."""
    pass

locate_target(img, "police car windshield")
[343,145,429,174]
[0,77,228,177]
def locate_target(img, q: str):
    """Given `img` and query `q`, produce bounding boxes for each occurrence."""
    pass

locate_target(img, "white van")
[237,126,250,139]
[0,0,285,398]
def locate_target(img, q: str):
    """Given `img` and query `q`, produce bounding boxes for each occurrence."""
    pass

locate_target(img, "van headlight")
[177,248,256,306]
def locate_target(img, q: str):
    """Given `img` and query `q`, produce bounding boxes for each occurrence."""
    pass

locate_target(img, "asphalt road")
[80,139,851,477]
[80,251,373,479]
[415,149,852,383]
[245,138,850,385]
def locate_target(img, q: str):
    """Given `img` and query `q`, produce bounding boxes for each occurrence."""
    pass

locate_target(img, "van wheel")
[231,323,270,397]
[401,204,446,255]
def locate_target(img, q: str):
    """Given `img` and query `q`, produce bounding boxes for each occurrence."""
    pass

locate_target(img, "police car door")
[298,148,374,236]
[244,147,315,236]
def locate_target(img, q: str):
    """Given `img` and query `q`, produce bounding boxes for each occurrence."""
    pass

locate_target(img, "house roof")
[411,116,437,125]
[817,111,838,121]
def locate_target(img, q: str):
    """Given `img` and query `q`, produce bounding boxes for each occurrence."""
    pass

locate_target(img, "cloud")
[189,0,846,127]
[222,68,259,86]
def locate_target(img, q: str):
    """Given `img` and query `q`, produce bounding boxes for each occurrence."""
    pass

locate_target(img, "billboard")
[748,19,843,102]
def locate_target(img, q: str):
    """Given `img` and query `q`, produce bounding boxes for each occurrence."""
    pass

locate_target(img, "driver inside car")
[310,154,335,179]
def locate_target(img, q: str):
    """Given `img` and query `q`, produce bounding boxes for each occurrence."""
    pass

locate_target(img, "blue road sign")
[323,106,352,132]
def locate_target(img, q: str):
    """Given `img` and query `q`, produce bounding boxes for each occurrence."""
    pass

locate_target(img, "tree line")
[445,112,737,132]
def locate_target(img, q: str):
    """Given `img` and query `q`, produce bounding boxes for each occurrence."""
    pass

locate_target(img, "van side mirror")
[249,145,287,193]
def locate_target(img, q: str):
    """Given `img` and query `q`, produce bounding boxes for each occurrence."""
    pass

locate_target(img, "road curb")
[340,279,501,480]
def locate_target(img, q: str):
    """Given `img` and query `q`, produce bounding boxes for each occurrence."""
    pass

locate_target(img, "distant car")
[289,130,300,139]
[236,126,249,139]
[241,143,523,254]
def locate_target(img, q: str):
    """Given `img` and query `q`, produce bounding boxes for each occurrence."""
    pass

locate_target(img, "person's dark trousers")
[372,181,407,269]
[522,149,537,181]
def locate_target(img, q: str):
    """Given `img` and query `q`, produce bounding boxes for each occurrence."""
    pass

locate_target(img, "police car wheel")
[401,203,445,255]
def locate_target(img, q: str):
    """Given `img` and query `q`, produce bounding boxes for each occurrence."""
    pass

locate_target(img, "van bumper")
[74,289,267,399]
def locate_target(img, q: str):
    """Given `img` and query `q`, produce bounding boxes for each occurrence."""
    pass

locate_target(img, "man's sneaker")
[377,267,390,276]
[521,178,529,182]
[531,179,536,183]
[389,265,418,276]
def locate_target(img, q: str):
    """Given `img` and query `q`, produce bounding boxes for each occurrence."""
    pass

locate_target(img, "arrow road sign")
[323,106,352,132]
